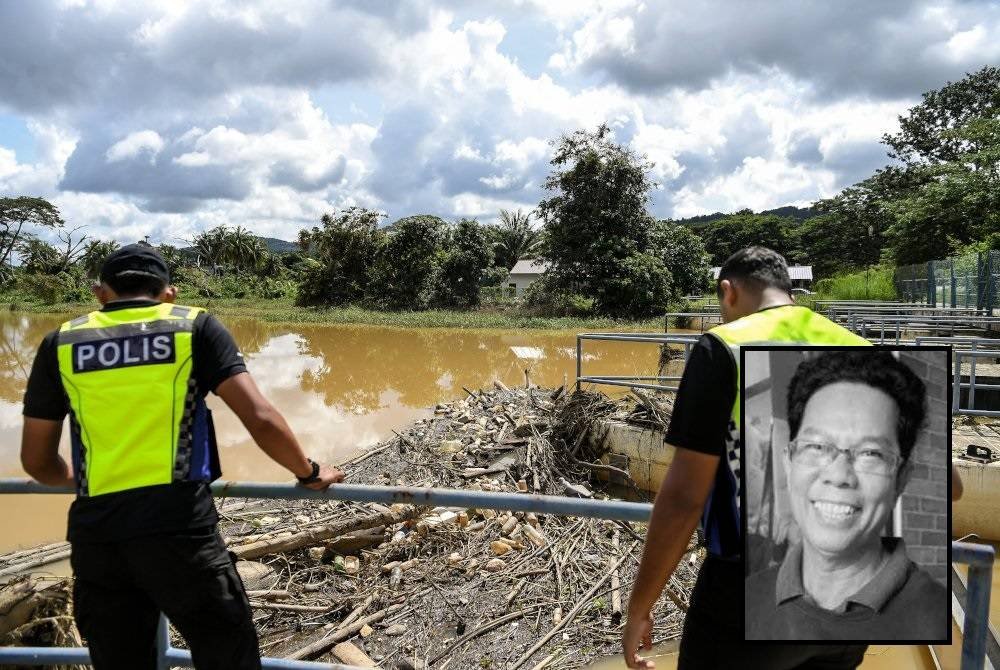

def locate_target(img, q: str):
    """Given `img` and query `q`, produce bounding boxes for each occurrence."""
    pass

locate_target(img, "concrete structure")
[710,265,813,289]
[506,259,551,296]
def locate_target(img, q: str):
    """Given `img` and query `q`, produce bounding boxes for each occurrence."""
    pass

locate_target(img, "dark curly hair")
[787,350,926,463]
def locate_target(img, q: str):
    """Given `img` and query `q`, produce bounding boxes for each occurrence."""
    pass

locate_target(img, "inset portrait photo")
[742,347,950,644]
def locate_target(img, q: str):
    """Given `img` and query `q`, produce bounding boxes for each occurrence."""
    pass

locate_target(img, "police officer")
[20,244,343,669]
[622,247,871,669]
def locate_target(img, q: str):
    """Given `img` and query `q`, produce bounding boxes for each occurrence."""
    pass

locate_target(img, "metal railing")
[950,349,1000,418]
[953,541,997,669]
[0,479,652,669]
[575,333,699,392]
[663,312,722,333]
[1,480,995,669]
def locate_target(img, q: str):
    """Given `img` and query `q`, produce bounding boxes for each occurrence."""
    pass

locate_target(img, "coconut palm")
[493,208,541,270]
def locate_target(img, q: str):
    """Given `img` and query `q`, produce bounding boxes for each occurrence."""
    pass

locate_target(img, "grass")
[2,296,665,331]
[813,266,898,301]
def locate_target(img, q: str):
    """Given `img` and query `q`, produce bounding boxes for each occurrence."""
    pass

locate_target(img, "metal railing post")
[954,351,963,414]
[575,335,582,392]
[156,614,171,670]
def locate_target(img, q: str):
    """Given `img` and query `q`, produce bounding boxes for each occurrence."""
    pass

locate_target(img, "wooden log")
[0,542,69,565]
[249,601,335,613]
[610,531,622,623]
[339,593,375,631]
[332,641,377,667]
[325,526,385,554]
[0,548,72,578]
[245,590,290,600]
[338,442,396,468]
[230,506,420,560]
[284,603,405,660]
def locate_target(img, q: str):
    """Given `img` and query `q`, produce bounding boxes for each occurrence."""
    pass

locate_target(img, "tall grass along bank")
[3,297,664,331]
[814,267,897,301]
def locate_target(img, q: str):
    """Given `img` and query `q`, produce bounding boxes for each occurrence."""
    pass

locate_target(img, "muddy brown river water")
[0,311,668,553]
[0,313,966,669]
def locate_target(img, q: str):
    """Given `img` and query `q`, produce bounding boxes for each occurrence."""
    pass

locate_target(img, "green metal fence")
[894,250,1000,313]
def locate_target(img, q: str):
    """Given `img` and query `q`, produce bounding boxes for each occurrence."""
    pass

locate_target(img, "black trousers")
[71,527,261,670]
[678,556,868,670]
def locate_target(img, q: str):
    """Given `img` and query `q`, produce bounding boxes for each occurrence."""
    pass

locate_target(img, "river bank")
[1,296,666,331]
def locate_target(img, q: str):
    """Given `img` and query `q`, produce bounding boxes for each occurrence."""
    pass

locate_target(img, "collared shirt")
[746,537,949,641]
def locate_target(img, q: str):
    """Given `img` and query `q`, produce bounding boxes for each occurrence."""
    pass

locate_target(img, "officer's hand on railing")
[301,464,345,491]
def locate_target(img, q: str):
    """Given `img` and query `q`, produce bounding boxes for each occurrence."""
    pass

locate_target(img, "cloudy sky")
[1,0,998,244]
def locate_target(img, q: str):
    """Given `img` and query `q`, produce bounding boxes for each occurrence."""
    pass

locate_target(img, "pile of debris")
[2,384,701,669]
[211,384,700,669]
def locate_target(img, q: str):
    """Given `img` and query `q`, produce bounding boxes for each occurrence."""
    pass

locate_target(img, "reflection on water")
[0,312,672,551]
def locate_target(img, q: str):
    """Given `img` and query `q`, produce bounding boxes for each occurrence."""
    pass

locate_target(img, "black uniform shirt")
[22,299,247,542]
[665,333,741,558]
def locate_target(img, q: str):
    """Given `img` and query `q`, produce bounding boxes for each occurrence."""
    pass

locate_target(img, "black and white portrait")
[742,347,950,643]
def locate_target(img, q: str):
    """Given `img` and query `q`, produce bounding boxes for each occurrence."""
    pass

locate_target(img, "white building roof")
[509,259,551,275]
[710,265,813,280]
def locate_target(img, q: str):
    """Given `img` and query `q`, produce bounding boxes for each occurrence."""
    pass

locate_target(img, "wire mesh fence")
[894,250,1000,313]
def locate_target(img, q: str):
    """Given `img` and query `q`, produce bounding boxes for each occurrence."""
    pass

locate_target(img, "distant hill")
[178,236,298,256]
[672,205,818,228]
[260,237,298,253]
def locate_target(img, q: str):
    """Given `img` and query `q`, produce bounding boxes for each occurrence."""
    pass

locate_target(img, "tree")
[369,215,448,310]
[80,240,120,279]
[55,225,89,273]
[225,226,270,273]
[16,237,63,274]
[296,207,385,306]
[697,210,801,266]
[434,219,494,308]
[492,209,541,270]
[0,197,65,279]
[883,118,1000,264]
[884,66,1000,165]
[651,220,711,296]
[538,124,669,316]
[191,226,229,272]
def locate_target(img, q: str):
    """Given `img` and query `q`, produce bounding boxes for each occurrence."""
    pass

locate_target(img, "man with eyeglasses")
[623,247,870,669]
[745,350,948,640]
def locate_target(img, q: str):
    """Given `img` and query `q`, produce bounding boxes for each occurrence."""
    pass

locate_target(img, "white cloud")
[105,130,165,163]
[0,0,994,236]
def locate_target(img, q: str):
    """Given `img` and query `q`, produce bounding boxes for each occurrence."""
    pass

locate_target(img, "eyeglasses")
[787,439,901,477]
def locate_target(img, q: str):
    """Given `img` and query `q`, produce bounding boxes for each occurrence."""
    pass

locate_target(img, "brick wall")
[899,350,950,586]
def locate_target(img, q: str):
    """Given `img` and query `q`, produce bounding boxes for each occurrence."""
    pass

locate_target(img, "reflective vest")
[701,304,870,558]
[56,303,221,497]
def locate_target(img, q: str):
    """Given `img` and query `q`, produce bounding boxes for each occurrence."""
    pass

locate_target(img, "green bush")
[16,271,90,304]
[522,276,594,316]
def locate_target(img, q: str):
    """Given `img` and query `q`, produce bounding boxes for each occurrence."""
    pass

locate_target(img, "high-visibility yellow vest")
[701,304,871,557]
[56,303,220,497]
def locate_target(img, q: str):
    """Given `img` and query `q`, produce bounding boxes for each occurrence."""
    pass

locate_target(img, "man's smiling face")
[785,381,903,561]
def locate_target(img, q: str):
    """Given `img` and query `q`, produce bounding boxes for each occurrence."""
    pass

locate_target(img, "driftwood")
[510,542,639,670]
[0,547,72,578]
[229,505,421,560]
[428,607,542,665]
[332,641,378,667]
[284,603,405,661]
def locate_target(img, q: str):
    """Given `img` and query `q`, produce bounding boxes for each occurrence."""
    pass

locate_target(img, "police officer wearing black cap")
[20,244,344,669]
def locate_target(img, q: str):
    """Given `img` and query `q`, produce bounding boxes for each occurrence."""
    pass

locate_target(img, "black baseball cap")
[99,244,170,284]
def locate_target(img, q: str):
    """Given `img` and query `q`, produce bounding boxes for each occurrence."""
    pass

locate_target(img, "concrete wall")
[507,273,540,296]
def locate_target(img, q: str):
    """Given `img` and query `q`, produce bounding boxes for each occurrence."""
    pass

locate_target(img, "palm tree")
[494,209,541,270]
